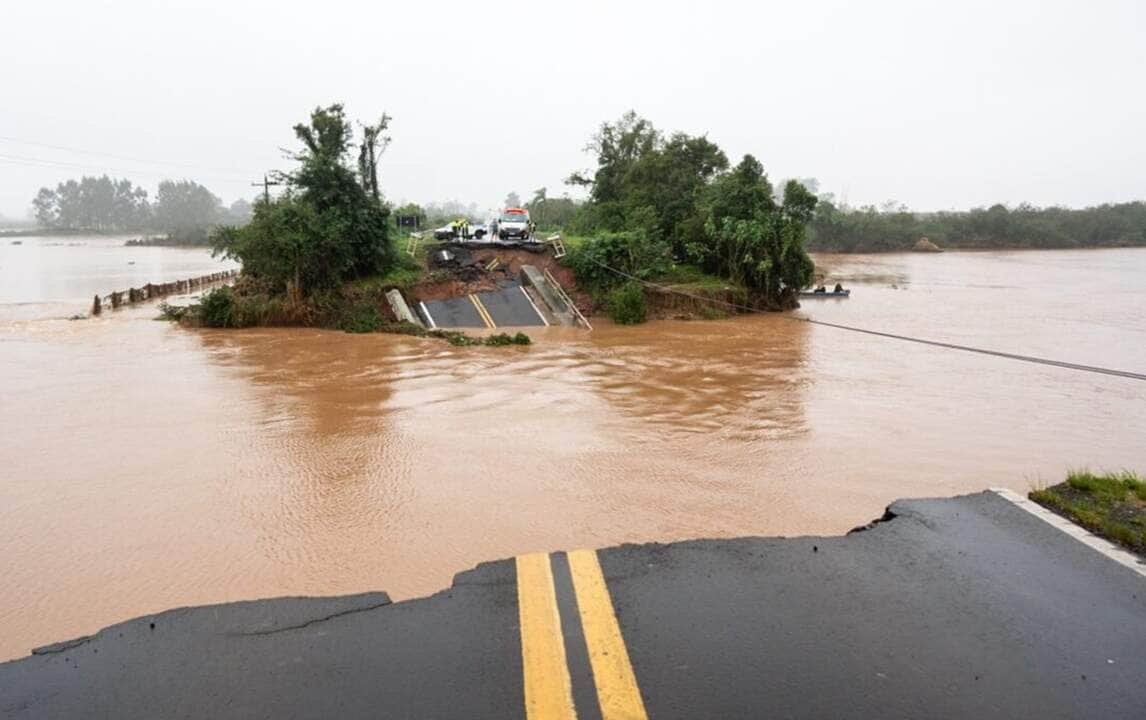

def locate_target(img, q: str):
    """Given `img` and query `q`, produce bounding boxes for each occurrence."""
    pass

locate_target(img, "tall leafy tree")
[30,175,150,231]
[357,114,391,202]
[212,104,394,295]
[567,111,727,252]
[696,155,816,308]
[32,188,58,227]
[153,180,220,242]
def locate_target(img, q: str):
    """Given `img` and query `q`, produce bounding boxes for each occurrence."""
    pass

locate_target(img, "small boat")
[799,289,850,298]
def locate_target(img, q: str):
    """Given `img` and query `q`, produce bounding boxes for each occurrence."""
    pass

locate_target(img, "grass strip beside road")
[1030,470,1146,557]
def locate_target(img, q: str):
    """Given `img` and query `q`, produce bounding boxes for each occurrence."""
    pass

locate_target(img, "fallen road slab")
[2,491,1144,719]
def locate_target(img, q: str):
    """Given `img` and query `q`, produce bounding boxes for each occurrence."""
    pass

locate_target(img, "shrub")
[156,303,188,321]
[564,230,671,292]
[484,332,532,346]
[198,287,236,328]
[338,304,384,333]
[606,282,648,325]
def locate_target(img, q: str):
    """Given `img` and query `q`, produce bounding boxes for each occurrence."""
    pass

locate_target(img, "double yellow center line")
[468,293,496,329]
[516,550,648,720]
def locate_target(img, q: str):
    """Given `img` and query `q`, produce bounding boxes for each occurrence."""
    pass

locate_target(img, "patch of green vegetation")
[809,199,1146,252]
[356,253,424,292]
[426,330,531,347]
[338,304,384,333]
[605,281,648,325]
[653,263,729,290]
[559,234,590,250]
[156,303,188,321]
[198,286,238,328]
[484,332,532,346]
[1029,469,1146,557]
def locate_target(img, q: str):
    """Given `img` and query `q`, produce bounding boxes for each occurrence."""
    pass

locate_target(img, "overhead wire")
[580,255,1146,382]
[0,134,252,177]
[0,152,253,186]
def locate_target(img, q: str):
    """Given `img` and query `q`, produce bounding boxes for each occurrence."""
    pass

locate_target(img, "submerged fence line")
[91,269,239,315]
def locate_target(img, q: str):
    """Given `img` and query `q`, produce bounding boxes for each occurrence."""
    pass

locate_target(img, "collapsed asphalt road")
[3,491,1145,719]
[418,281,547,329]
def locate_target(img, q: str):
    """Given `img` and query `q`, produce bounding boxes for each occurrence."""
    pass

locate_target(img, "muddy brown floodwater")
[1,237,1144,661]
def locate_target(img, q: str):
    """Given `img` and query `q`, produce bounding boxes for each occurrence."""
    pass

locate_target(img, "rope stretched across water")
[580,256,1146,382]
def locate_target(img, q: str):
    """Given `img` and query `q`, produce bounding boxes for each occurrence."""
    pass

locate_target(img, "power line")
[0,152,252,186]
[0,134,251,177]
[580,255,1146,382]
[251,174,283,204]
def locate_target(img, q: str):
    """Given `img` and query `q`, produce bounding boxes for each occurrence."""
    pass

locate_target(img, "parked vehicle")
[432,220,486,241]
[497,208,531,241]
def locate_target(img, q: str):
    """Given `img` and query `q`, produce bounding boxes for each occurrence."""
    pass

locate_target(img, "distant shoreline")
[0,229,210,247]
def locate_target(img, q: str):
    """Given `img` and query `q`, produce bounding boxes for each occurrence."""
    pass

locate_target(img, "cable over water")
[581,256,1146,382]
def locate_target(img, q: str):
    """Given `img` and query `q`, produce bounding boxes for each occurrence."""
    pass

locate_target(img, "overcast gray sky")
[2,0,1144,219]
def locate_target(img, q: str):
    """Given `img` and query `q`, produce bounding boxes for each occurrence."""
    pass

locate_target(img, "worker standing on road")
[490,217,499,241]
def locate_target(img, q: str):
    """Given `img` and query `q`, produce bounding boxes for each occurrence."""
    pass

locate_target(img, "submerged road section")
[3,491,1145,719]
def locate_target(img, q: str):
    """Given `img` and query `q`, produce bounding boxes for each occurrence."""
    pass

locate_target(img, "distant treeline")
[32,176,252,244]
[808,200,1146,252]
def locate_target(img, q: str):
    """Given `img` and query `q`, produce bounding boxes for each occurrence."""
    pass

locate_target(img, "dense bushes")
[605,282,648,325]
[197,287,237,328]
[565,230,671,291]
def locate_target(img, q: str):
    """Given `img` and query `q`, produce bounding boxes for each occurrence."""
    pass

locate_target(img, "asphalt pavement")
[3,490,1144,719]
[418,282,546,329]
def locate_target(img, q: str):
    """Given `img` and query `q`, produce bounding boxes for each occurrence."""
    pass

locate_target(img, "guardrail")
[542,267,592,331]
[91,269,240,316]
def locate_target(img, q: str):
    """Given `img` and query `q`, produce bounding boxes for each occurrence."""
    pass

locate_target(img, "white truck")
[497,208,532,242]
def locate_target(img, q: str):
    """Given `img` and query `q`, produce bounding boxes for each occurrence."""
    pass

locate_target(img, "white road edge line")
[520,286,549,327]
[991,488,1146,579]
[418,301,437,330]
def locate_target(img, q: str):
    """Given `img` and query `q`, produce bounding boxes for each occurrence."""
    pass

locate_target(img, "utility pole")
[251,174,282,205]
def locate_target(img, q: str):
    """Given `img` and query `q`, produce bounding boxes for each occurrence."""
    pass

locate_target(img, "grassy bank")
[1030,470,1146,556]
[163,259,530,348]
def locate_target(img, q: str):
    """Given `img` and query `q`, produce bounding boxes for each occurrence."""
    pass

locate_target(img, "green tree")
[357,114,391,202]
[392,202,426,230]
[567,111,727,253]
[529,187,547,226]
[567,110,661,232]
[695,156,816,308]
[32,188,58,227]
[30,175,151,231]
[153,179,221,243]
[212,103,394,296]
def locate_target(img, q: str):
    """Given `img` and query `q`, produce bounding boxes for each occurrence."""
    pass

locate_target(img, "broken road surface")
[3,491,1145,719]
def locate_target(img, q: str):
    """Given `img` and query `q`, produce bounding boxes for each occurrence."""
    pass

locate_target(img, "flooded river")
[1,236,1144,661]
